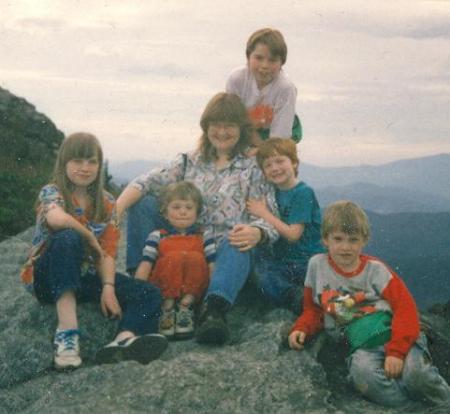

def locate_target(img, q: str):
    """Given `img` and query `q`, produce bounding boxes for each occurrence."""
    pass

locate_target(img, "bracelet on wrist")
[103,282,115,288]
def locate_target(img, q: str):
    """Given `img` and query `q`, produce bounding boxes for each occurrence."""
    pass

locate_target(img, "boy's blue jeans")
[34,229,162,336]
[253,248,307,311]
[127,195,252,306]
[347,332,450,408]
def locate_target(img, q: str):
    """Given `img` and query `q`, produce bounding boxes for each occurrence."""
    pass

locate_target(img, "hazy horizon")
[2,0,449,167]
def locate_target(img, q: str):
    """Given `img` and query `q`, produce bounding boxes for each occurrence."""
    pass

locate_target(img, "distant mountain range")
[110,153,450,214]
[365,210,450,308]
[111,159,164,184]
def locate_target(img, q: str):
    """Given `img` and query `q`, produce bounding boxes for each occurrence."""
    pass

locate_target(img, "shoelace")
[55,329,80,350]
[177,309,193,327]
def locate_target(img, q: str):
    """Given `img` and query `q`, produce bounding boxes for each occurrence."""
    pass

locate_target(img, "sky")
[1,0,450,167]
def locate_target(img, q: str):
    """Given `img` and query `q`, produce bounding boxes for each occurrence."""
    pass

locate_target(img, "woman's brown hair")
[198,92,252,162]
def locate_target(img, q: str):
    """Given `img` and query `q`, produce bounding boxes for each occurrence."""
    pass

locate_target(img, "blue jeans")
[206,238,252,305]
[347,333,450,408]
[127,195,252,306]
[127,195,168,271]
[253,248,307,310]
[34,229,162,336]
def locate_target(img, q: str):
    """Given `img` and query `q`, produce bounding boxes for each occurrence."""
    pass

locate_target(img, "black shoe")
[195,295,230,345]
[96,334,168,365]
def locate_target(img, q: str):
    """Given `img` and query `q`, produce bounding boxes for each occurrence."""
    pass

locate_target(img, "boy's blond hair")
[256,138,299,177]
[321,201,370,242]
[160,181,203,216]
[246,28,287,65]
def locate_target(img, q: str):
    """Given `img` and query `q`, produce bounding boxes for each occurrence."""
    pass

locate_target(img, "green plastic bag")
[257,114,303,143]
[291,114,302,143]
[345,311,392,354]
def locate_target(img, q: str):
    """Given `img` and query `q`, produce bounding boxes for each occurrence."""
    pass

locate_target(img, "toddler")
[135,181,215,339]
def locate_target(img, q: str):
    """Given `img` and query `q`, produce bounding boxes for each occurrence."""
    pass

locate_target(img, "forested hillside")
[0,87,64,240]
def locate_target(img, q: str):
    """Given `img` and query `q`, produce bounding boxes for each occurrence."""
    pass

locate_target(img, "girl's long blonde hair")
[52,132,106,221]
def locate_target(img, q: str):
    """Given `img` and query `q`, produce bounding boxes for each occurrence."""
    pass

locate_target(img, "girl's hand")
[384,356,404,378]
[100,285,122,319]
[246,198,268,218]
[288,330,306,350]
[228,224,261,251]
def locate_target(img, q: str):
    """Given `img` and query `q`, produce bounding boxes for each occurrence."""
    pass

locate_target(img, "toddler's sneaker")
[96,334,168,365]
[159,308,176,337]
[53,328,82,370]
[175,306,195,339]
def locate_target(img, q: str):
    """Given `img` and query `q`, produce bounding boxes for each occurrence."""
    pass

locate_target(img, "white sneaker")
[175,307,195,339]
[53,329,82,370]
[159,308,176,337]
[96,334,168,365]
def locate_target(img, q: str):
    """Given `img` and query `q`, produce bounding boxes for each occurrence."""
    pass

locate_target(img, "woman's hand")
[228,224,262,252]
[288,330,306,351]
[245,146,259,158]
[246,198,269,219]
[100,284,122,319]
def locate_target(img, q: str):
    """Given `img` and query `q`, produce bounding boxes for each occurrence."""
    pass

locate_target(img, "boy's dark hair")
[321,200,370,242]
[256,138,299,177]
[198,92,252,162]
[246,28,287,65]
[159,181,203,215]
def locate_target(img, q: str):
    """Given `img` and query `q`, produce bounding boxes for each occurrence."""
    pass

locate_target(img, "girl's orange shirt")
[21,184,120,288]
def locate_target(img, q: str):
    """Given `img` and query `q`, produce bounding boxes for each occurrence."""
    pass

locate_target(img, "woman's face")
[207,121,240,155]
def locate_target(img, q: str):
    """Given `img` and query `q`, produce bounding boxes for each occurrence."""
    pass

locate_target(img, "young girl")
[21,132,167,370]
[135,181,216,339]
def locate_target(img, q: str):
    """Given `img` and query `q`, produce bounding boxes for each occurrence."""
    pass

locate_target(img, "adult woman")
[116,93,278,344]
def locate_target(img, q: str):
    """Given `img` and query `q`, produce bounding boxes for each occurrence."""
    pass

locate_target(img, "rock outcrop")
[0,87,64,240]
[1,228,449,413]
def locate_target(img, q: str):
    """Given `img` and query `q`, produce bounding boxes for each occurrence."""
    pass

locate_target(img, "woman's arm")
[116,154,188,219]
[115,186,143,220]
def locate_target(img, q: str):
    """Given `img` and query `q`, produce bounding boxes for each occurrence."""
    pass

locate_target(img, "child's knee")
[52,229,83,248]
[139,280,163,307]
[402,345,435,390]
[349,351,410,407]
[348,351,388,398]
[348,353,375,395]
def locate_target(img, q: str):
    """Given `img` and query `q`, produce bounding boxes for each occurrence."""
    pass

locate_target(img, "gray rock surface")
[1,228,449,413]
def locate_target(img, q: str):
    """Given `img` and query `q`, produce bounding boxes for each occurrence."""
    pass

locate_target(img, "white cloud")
[1,0,449,167]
